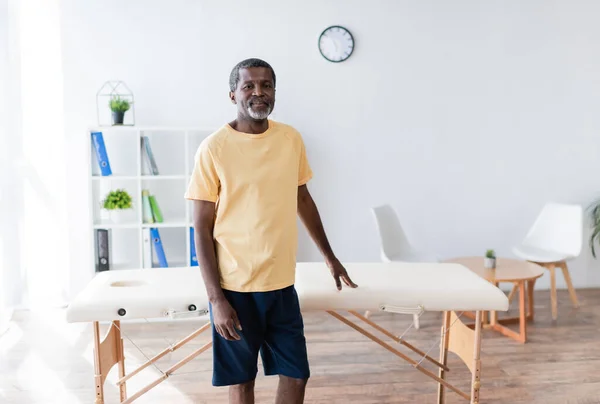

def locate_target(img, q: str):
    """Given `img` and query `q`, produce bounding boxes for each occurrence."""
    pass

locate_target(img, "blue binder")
[150,228,168,267]
[189,227,198,266]
[91,132,112,176]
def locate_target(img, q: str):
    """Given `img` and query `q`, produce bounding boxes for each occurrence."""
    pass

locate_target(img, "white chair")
[371,204,439,329]
[512,202,583,320]
[371,204,439,263]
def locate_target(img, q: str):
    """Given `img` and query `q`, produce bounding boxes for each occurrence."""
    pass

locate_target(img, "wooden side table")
[445,257,545,343]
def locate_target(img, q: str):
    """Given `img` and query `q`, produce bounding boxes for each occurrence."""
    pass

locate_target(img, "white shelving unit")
[87,126,214,272]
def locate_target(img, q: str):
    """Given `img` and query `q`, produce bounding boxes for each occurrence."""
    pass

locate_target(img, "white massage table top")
[65,262,509,323]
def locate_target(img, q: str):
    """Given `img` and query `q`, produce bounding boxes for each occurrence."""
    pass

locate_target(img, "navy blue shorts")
[209,285,310,386]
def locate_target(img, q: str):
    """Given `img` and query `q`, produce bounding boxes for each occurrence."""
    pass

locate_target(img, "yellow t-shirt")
[184,120,313,292]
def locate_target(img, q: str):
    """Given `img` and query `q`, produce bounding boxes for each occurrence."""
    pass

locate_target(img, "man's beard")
[247,103,272,120]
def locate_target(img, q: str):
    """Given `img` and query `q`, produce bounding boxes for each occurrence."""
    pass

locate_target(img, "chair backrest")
[371,204,412,261]
[522,202,583,257]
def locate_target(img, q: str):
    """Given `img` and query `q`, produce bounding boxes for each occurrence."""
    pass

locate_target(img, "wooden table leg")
[490,282,499,326]
[518,281,527,342]
[527,279,536,322]
[487,281,528,343]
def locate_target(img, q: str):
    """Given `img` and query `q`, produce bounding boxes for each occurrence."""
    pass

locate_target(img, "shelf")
[93,222,192,229]
[92,175,187,180]
[88,127,210,274]
[92,175,138,180]
[100,263,139,271]
[93,223,139,229]
[142,221,190,228]
[141,175,188,180]
[89,126,214,132]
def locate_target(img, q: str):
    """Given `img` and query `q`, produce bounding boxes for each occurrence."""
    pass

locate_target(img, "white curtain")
[0,0,18,334]
[1,0,69,327]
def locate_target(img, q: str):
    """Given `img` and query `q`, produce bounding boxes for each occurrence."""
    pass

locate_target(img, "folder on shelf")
[95,229,110,272]
[150,228,168,267]
[142,228,152,268]
[142,190,154,223]
[189,226,198,266]
[149,195,163,223]
[141,136,159,175]
[91,132,112,176]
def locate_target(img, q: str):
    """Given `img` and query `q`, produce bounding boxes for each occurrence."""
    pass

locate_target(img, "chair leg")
[559,261,579,308]
[547,264,558,320]
[413,313,420,330]
[507,283,518,304]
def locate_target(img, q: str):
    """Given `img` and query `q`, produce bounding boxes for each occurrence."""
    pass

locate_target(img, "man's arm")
[192,200,223,303]
[192,200,241,340]
[297,184,358,290]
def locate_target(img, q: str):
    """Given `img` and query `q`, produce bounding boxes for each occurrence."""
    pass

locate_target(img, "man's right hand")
[211,298,242,341]
[193,200,242,342]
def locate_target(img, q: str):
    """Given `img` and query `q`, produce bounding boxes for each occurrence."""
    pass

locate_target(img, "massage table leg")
[93,322,104,404]
[116,321,127,401]
[93,321,127,403]
[89,311,485,403]
[349,310,448,371]
[91,320,211,404]
[471,311,482,404]
[327,310,472,401]
[437,311,451,403]
[436,311,482,404]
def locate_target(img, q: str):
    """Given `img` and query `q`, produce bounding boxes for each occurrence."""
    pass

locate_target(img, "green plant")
[588,199,600,258]
[485,249,495,258]
[109,96,131,113]
[103,189,132,210]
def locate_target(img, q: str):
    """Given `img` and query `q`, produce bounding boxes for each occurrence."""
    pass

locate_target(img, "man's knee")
[279,375,308,388]
[230,379,255,393]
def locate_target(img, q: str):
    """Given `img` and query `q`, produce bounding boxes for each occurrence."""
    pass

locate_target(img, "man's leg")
[209,290,264,404]
[275,375,307,404]
[230,380,256,404]
[260,285,310,404]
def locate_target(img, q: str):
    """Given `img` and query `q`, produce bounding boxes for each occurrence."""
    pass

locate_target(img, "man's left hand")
[326,257,358,290]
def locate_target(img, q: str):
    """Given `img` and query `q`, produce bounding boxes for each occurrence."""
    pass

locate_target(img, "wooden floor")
[1,289,600,404]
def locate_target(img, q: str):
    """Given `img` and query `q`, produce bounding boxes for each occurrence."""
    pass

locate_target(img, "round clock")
[318,25,354,63]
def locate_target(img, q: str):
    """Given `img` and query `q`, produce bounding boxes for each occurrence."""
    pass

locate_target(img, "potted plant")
[102,188,133,223]
[589,199,600,258]
[484,249,496,269]
[109,96,131,125]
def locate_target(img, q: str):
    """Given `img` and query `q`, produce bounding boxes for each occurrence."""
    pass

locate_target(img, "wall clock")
[318,25,354,63]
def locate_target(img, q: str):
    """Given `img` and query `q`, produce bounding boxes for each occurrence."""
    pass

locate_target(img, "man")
[184,58,357,404]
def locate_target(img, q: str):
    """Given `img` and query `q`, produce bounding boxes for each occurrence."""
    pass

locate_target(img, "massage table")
[66,262,509,404]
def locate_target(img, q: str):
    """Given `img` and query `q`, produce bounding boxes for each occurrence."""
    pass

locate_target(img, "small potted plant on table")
[484,249,496,269]
[109,96,132,125]
[102,189,133,223]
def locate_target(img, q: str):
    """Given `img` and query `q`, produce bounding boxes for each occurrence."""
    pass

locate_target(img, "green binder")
[148,195,163,223]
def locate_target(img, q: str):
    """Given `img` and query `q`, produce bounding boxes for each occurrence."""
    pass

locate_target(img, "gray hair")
[229,58,276,92]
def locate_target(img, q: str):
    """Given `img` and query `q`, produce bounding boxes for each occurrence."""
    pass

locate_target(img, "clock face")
[318,25,354,63]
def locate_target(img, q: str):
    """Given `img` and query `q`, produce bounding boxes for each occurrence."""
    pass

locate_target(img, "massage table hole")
[110,280,147,287]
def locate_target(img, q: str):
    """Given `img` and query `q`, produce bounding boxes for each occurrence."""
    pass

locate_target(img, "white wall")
[59,0,600,298]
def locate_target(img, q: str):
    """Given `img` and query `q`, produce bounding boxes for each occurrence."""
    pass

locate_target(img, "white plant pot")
[107,208,132,224]
[484,257,496,269]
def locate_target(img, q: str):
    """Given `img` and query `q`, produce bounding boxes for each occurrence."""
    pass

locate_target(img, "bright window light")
[18,0,69,309]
